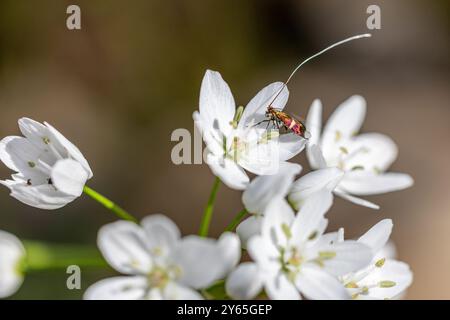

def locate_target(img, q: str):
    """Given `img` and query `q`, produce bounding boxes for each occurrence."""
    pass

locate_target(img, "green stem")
[83,185,138,223]
[22,240,107,272]
[225,208,248,232]
[199,177,221,237]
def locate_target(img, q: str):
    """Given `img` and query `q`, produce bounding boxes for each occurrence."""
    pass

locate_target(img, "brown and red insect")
[264,106,310,138]
[253,33,372,140]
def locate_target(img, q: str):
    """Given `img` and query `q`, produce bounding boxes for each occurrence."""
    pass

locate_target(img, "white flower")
[226,192,373,300]
[84,214,240,300]
[303,96,414,209]
[0,230,26,298]
[339,219,413,300]
[236,162,302,247]
[193,70,306,190]
[0,118,93,209]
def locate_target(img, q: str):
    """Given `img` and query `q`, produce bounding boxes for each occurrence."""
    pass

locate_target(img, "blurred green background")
[0,0,449,299]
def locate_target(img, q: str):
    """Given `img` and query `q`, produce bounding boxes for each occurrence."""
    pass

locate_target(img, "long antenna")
[268,33,372,108]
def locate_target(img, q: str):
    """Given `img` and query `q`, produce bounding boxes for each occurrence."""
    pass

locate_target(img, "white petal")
[217,232,241,276]
[358,260,413,300]
[291,190,333,245]
[51,159,88,197]
[261,198,295,248]
[236,216,263,249]
[334,189,380,210]
[237,137,282,176]
[173,235,226,289]
[199,70,235,138]
[358,219,393,254]
[295,266,349,300]
[321,95,366,160]
[83,276,147,300]
[307,144,328,169]
[375,241,397,260]
[97,221,152,275]
[289,167,343,210]
[239,82,288,130]
[193,111,224,157]
[0,136,52,183]
[242,162,301,214]
[226,262,263,300]
[277,133,306,161]
[339,172,414,196]
[247,235,280,272]
[264,272,300,300]
[6,183,76,210]
[206,154,249,190]
[342,133,398,172]
[18,118,52,150]
[140,214,180,258]
[306,99,323,168]
[163,281,203,300]
[310,241,373,276]
[44,122,93,178]
[0,230,25,298]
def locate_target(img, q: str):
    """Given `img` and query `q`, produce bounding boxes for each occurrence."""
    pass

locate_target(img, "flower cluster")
[0,66,413,300]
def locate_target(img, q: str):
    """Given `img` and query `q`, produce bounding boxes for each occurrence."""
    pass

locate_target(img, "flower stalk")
[199,177,221,237]
[22,240,107,272]
[83,185,138,223]
[225,208,248,232]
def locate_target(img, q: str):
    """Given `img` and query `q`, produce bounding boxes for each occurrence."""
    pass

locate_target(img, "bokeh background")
[0,0,448,299]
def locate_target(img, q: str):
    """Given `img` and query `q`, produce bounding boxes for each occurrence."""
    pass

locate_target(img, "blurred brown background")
[0,0,448,299]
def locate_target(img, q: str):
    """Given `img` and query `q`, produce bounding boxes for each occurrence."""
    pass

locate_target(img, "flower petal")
[44,122,93,178]
[309,241,373,276]
[226,262,263,300]
[0,230,25,298]
[206,154,249,190]
[334,189,380,210]
[242,162,301,214]
[295,266,349,300]
[5,183,76,210]
[339,172,414,196]
[291,190,333,245]
[163,281,204,300]
[83,276,147,300]
[199,70,235,139]
[342,133,398,173]
[247,235,280,272]
[289,167,343,210]
[51,159,89,197]
[321,95,366,160]
[97,221,152,275]
[140,214,180,258]
[236,216,263,249]
[306,99,323,168]
[265,272,300,300]
[278,134,306,161]
[260,198,295,248]
[0,136,52,184]
[359,260,413,299]
[358,219,393,254]
[173,235,227,289]
[239,82,288,130]
[217,232,241,276]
